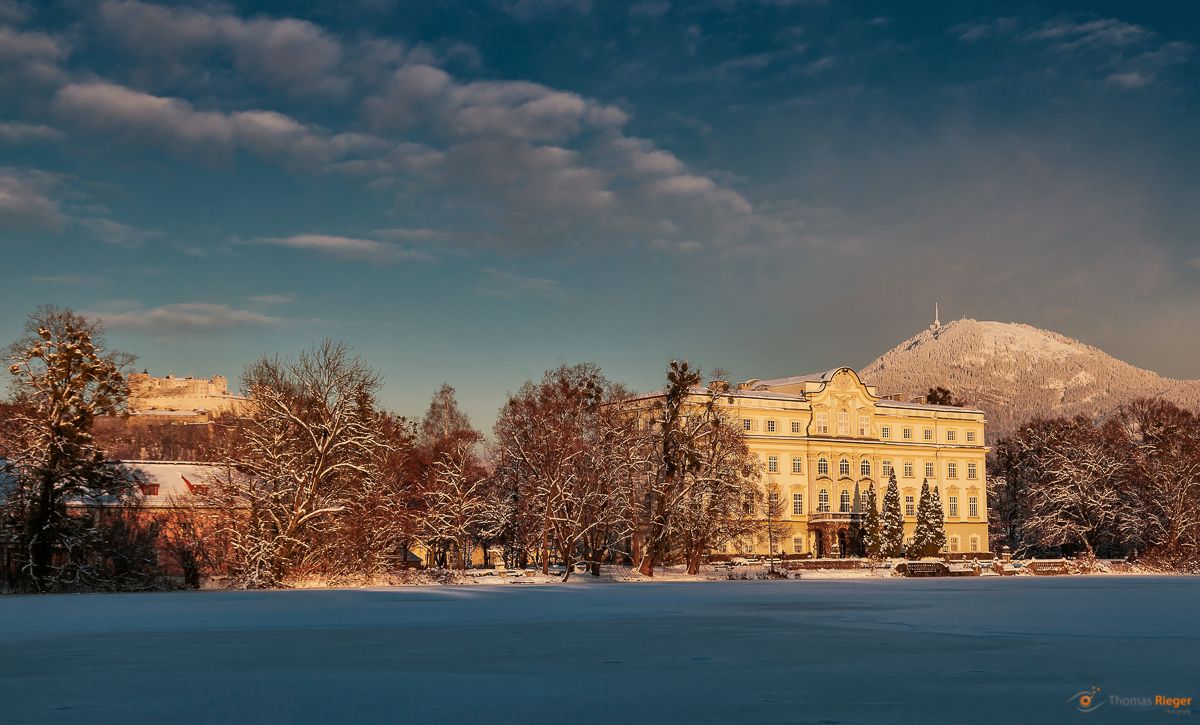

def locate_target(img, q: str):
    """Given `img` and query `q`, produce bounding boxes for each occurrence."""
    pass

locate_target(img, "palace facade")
[638,367,989,558]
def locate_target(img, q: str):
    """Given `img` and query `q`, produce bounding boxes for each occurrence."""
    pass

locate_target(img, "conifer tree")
[928,485,947,554]
[880,472,904,557]
[907,479,943,558]
[861,483,882,558]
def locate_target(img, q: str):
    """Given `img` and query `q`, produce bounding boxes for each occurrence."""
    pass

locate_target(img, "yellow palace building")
[638,365,990,559]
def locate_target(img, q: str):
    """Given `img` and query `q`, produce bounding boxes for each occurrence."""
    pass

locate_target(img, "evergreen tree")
[861,484,882,558]
[929,485,947,554]
[880,472,904,557]
[907,479,943,558]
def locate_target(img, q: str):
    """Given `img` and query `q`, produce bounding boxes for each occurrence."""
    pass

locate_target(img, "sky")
[1,0,1198,428]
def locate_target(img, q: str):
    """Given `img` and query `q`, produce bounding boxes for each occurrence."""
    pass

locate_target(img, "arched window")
[817,457,829,476]
[839,458,850,477]
[818,489,830,512]
[860,460,871,477]
[839,489,851,512]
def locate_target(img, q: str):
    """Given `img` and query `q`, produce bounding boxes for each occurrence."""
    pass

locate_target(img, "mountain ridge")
[859,318,1200,441]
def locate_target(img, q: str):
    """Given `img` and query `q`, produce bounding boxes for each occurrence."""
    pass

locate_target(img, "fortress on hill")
[127,372,248,422]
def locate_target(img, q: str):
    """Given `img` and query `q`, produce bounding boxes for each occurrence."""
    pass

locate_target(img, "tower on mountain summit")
[930,303,941,334]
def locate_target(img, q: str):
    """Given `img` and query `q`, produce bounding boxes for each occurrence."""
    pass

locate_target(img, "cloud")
[0,169,65,231]
[96,0,348,97]
[248,292,296,306]
[950,18,1019,43]
[476,268,563,298]
[251,234,432,262]
[93,302,280,338]
[30,273,106,285]
[0,120,62,143]
[629,0,669,19]
[497,0,592,20]
[364,66,628,142]
[78,217,160,248]
[0,1,33,24]
[0,24,67,88]
[53,81,382,165]
[1024,18,1151,51]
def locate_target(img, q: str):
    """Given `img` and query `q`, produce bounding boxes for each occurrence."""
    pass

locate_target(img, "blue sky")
[1,0,1197,427]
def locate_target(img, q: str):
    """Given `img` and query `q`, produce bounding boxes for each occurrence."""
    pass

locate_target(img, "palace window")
[742,418,752,431]
[839,458,850,477]
[969,496,979,518]
[793,493,804,516]
[815,412,829,434]
[947,429,957,442]
[791,421,801,433]
[859,417,870,436]
[882,460,893,478]
[744,493,756,514]
[947,462,958,479]
[966,430,977,443]
[791,457,803,474]
[950,536,960,553]
[949,495,959,517]
[903,427,913,440]
[837,410,849,435]
[861,490,871,509]
[923,428,933,441]
[839,489,851,512]
[969,535,980,552]
[905,495,915,517]
[769,491,779,505]
[766,419,776,433]
[925,462,935,479]
[793,536,804,554]
[818,489,830,512]
[881,426,891,439]
[818,457,829,476]
[903,461,914,478]
[767,455,778,473]
[860,460,871,477]
[967,462,978,479]
[770,540,779,555]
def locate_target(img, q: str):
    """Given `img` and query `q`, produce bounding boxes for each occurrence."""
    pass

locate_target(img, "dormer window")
[837,410,849,435]
[139,483,160,496]
[815,412,829,434]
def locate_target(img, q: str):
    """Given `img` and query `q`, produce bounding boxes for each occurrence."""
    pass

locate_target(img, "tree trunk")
[686,551,701,576]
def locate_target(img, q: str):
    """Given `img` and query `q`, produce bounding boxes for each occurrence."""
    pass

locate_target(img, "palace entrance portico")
[808,512,859,558]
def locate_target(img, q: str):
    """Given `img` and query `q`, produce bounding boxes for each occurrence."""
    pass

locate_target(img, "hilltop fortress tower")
[127,372,248,420]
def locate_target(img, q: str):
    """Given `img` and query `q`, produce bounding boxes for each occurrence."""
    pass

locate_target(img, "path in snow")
[1,577,1196,724]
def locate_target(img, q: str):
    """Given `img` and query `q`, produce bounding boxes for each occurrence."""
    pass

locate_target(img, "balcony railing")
[807,511,861,524]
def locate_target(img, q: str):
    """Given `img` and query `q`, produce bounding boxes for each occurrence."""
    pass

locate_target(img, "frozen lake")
[1,577,1196,723]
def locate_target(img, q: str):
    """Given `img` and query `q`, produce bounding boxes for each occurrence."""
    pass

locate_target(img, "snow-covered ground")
[1,577,1196,723]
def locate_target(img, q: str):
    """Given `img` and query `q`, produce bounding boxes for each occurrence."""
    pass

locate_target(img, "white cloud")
[476,268,563,298]
[0,120,62,143]
[78,217,160,248]
[93,302,280,338]
[97,0,347,97]
[248,292,296,306]
[0,169,65,231]
[252,234,432,263]
[497,0,592,20]
[53,81,382,165]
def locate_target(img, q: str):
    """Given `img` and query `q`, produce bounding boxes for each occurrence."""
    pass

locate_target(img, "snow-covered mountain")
[860,319,1200,441]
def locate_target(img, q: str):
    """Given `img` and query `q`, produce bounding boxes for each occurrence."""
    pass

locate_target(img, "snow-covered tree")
[1,306,139,590]
[492,364,644,580]
[906,480,942,558]
[880,472,904,558]
[204,341,385,588]
[861,484,882,558]
[928,485,947,554]
[413,384,487,569]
